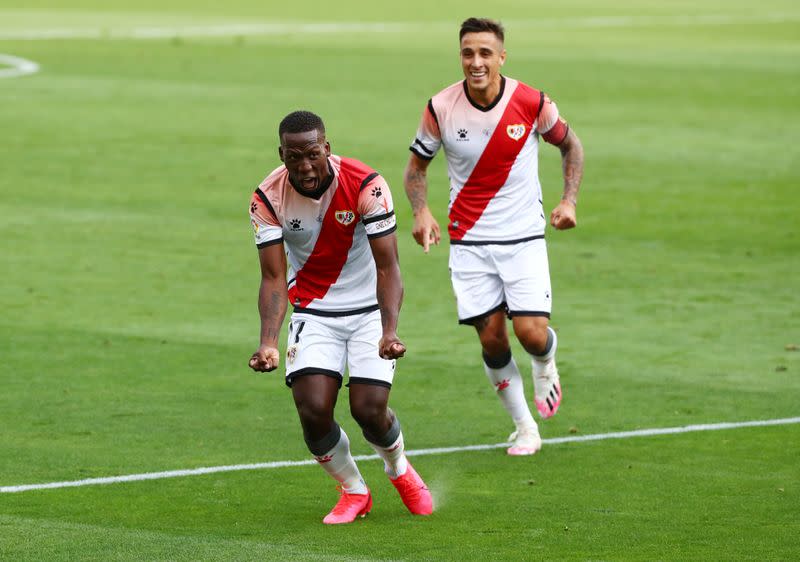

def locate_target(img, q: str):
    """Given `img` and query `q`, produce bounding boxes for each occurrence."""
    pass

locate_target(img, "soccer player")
[248,110,433,524]
[404,18,584,455]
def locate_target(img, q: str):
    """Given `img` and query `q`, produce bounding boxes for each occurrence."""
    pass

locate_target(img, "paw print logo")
[250,201,257,214]
[289,218,302,231]
[371,185,382,198]
[457,128,468,139]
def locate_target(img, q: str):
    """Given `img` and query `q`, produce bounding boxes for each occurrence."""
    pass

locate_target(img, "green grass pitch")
[1,1,799,560]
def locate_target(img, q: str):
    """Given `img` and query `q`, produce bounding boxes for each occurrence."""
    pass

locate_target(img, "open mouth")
[301,177,317,190]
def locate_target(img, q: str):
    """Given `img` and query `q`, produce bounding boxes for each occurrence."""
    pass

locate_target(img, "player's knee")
[515,324,549,355]
[479,332,510,357]
[350,400,389,434]
[295,396,334,431]
[474,312,510,356]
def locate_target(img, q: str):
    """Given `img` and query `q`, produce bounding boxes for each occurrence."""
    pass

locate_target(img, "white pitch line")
[2,416,799,494]
[0,14,798,41]
[0,22,415,41]
[0,53,39,78]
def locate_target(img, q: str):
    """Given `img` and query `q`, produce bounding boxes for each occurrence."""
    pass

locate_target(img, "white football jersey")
[249,155,396,315]
[410,76,567,244]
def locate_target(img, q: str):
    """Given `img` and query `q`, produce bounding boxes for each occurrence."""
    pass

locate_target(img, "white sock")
[368,431,409,479]
[532,327,557,363]
[484,355,537,431]
[312,427,368,494]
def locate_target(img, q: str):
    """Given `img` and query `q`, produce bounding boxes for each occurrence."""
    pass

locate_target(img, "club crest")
[287,345,298,364]
[506,124,527,141]
[335,210,356,225]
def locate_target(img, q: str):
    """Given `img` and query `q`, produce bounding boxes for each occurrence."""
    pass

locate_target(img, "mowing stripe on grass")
[0,14,798,41]
[2,416,798,494]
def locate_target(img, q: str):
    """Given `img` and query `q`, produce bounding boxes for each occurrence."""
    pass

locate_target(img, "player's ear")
[278,146,284,162]
[499,49,507,66]
[324,141,331,156]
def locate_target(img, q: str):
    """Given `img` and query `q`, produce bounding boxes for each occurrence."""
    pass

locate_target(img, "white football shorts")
[449,237,552,325]
[284,309,396,388]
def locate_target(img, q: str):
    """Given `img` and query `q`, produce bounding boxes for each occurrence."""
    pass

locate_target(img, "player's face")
[279,129,331,194]
[460,31,506,94]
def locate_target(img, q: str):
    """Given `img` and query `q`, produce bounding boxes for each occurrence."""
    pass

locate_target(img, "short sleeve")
[358,174,397,239]
[536,94,569,145]
[409,99,442,161]
[250,190,283,248]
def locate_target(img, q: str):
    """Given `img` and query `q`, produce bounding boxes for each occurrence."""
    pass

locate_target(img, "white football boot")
[507,425,542,456]
[533,329,562,419]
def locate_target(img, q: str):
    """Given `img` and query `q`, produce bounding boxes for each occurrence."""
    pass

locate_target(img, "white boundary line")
[0,14,798,41]
[0,53,39,78]
[2,416,798,494]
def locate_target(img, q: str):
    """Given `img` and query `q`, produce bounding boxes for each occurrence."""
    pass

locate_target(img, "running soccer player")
[248,110,433,524]
[403,18,585,455]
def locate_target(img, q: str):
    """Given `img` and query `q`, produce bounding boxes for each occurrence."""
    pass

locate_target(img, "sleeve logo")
[506,124,527,141]
[335,210,356,225]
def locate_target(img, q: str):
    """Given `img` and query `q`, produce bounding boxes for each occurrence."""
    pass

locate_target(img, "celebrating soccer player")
[248,111,433,524]
[403,18,585,455]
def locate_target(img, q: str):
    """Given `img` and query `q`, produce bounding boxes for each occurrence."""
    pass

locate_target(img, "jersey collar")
[463,75,506,112]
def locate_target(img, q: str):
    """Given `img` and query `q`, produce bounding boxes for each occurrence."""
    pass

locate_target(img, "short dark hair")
[459,17,505,42]
[278,110,325,138]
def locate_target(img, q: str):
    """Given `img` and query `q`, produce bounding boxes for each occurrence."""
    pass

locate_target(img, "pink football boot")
[322,487,373,524]
[390,462,433,515]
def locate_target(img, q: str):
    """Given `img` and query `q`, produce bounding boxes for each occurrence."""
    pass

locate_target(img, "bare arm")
[368,232,406,359]
[249,242,288,372]
[403,153,441,252]
[550,128,585,230]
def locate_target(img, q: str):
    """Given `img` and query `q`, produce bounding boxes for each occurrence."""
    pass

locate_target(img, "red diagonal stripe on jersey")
[448,84,542,241]
[288,181,360,308]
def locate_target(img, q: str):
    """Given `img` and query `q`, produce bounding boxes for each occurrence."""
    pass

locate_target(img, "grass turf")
[1,1,799,560]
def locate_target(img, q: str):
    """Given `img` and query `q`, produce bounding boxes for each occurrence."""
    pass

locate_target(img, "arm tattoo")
[258,285,286,346]
[264,290,282,341]
[560,132,584,206]
[404,168,429,214]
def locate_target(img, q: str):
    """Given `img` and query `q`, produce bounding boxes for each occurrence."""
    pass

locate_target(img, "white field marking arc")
[0,14,798,41]
[0,53,39,78]
[2,416,798,494]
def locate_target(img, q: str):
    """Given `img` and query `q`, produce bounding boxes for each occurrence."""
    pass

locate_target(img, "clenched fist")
[249,346,280,372]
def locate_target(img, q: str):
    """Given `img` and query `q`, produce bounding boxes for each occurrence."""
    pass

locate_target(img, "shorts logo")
[506,124,526,141]
[335,210,355,225]
[287,344,298,364]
